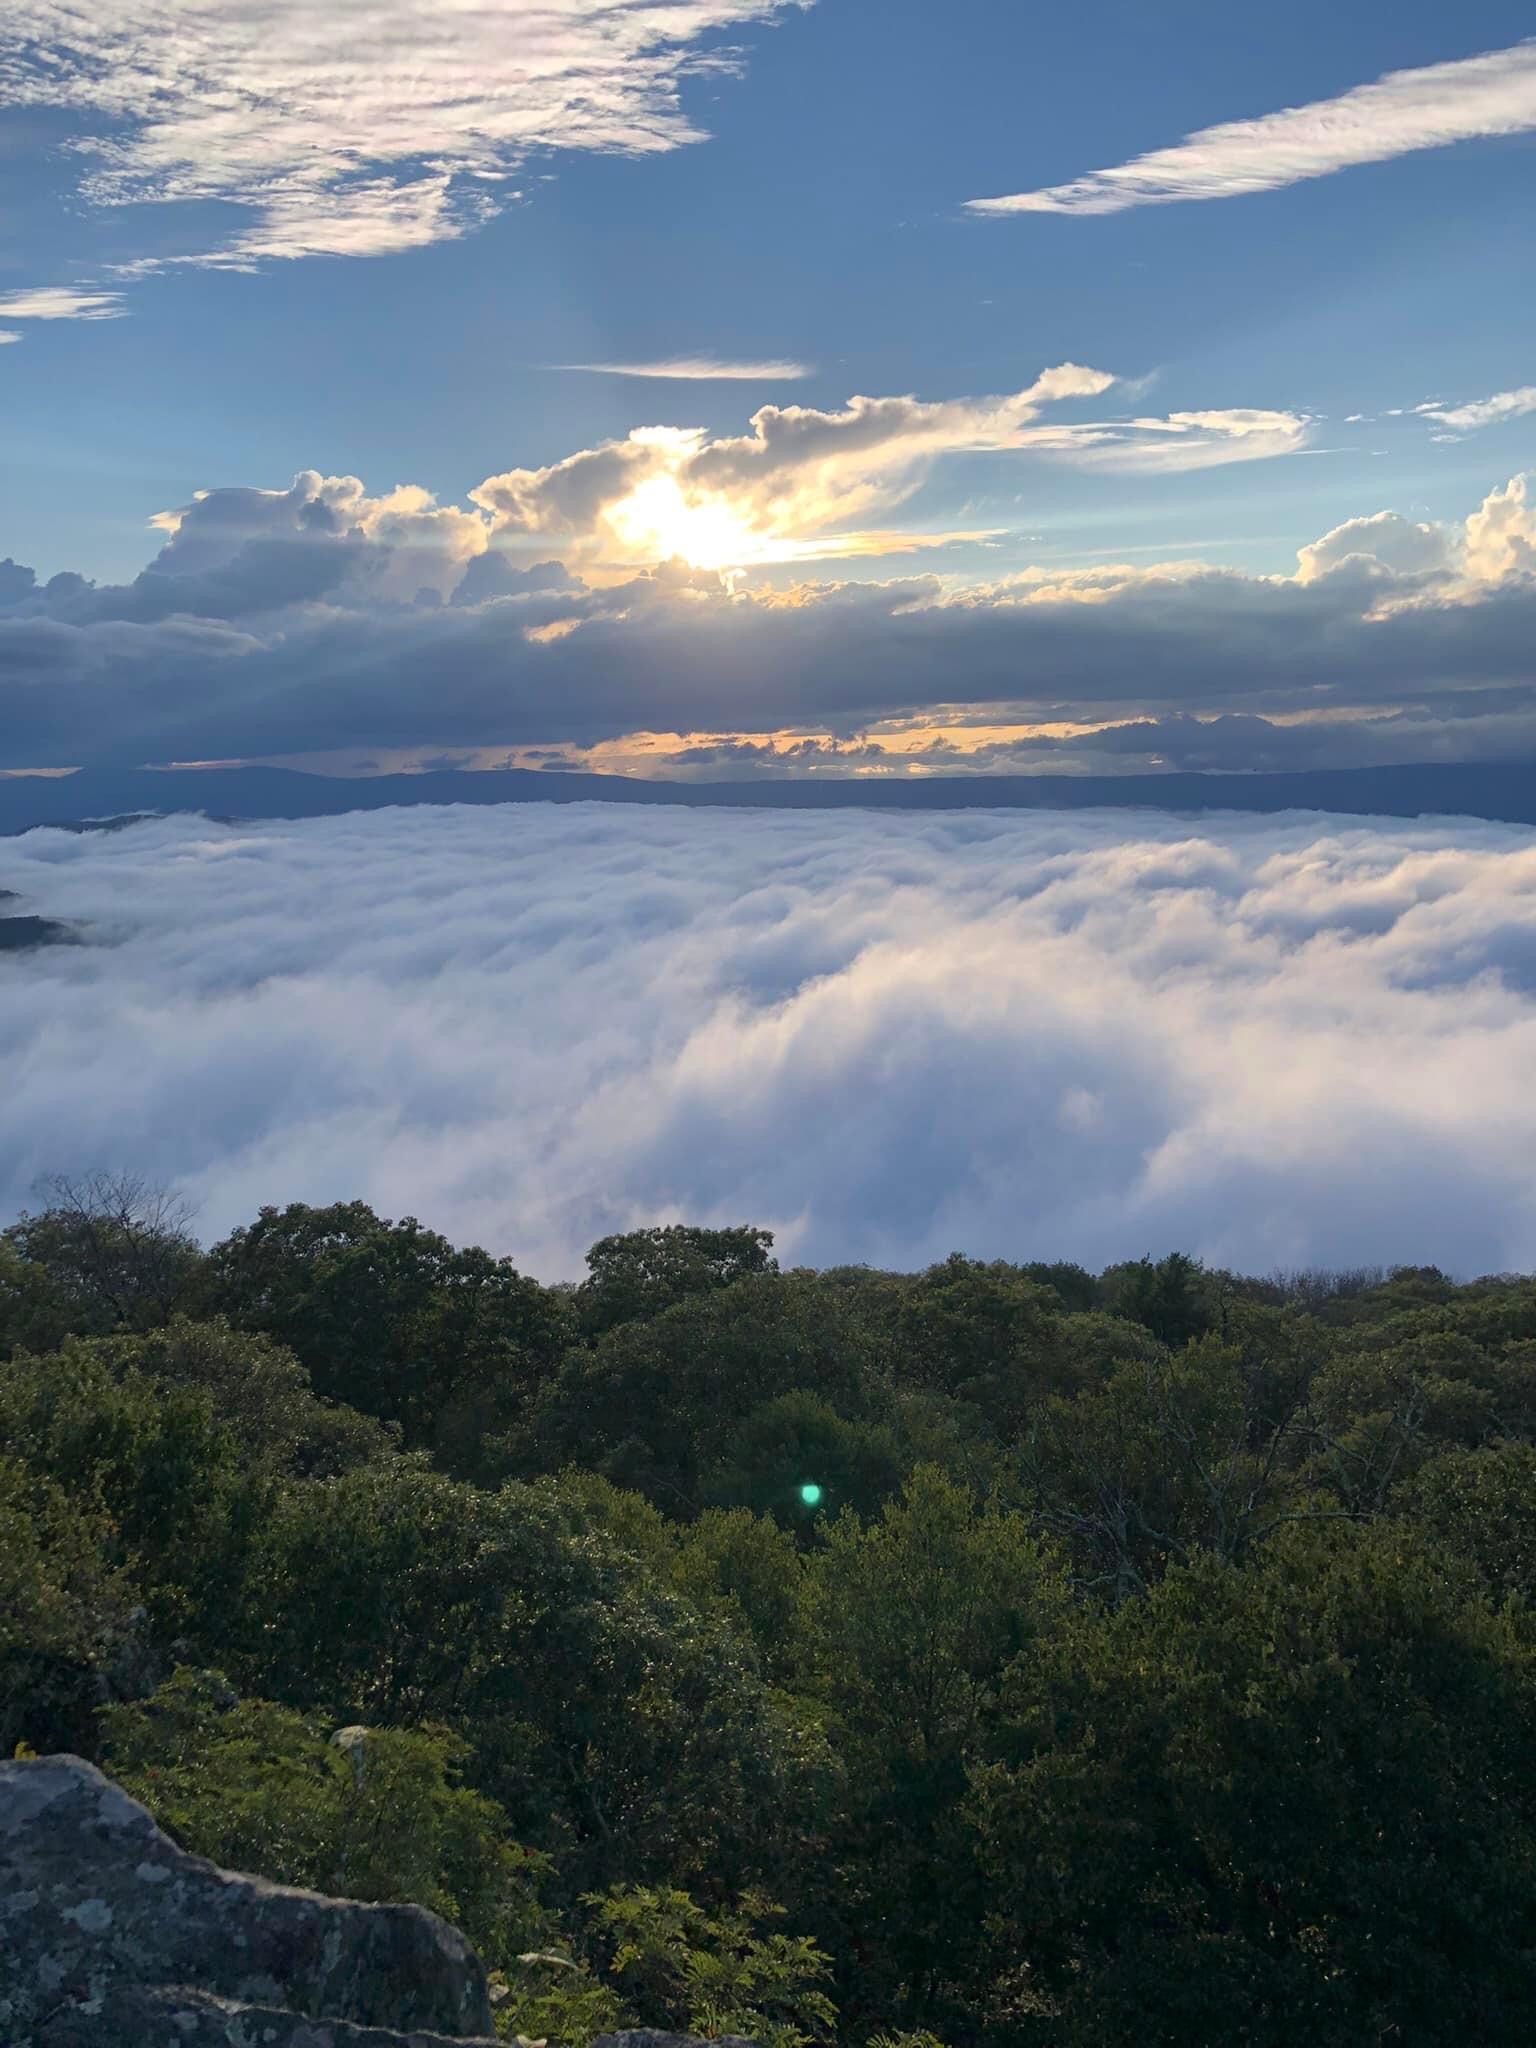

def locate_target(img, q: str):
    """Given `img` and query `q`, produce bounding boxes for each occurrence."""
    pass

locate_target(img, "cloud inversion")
[8,803,1536,1279]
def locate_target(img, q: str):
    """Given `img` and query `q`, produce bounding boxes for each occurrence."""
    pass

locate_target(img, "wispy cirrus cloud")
[1414,386,1536,434]
[0,287,125,321]
[967,37,1536,215]
[0,1,809,271]
[560,357,814,381]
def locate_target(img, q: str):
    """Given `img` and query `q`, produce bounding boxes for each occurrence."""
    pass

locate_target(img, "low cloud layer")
[969,37,1536,215]
[7,803,1536,1279]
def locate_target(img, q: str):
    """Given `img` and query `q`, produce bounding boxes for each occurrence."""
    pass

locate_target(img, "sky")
[1,2,1534,777]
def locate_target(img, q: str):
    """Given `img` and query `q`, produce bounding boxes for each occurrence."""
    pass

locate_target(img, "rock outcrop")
[0,1754,498,2045]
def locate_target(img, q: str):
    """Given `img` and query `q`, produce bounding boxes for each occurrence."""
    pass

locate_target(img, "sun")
[606,474,764,571]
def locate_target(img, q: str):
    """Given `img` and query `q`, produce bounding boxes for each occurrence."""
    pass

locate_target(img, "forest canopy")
[5,1174,1536,2046]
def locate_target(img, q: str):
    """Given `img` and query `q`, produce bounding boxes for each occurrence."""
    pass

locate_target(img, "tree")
[702,1390,908,1531]
[1100,1251,1216,1350]
[1020,1337,1319,1602]
[225,1462,836,1902]
[0,1237,80,1360]
[897,1256,1086,1439]
[103,1668,546,1965]
[0,1455,136,1756]
[0,1338,254,1636]
[600,1885,834,2048]
[577,1224,777,1337]
[206,1201,569,1465]
[797,1469,1066,2034]
[65,1316,392,1477]
[974,1525,1536,2045]
[4,1171,204,1333]
[532,1273,894,1513]
[1394,1438,1536,1600]
[671,1509,804,1676]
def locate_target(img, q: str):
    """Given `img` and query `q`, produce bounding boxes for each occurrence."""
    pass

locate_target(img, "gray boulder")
[0,1754,497,2045]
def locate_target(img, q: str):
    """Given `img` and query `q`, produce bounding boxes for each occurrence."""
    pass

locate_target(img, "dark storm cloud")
[2,473,1533,769]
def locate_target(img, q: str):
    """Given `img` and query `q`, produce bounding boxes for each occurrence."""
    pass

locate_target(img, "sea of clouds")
[6,800,1536,1280]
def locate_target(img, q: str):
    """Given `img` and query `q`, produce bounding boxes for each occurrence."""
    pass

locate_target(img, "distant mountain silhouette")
[3,760,1536,836]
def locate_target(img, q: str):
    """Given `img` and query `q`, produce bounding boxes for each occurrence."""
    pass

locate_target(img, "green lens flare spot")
[799,1483,823,1507]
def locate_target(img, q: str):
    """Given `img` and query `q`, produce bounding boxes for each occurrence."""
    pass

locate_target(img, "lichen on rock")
[0,1754,498,2045]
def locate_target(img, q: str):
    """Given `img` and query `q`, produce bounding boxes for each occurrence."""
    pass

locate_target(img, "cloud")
[1414,386,1536,434]
[9,804,1536,1278]
[3,447,1532,772]
[1295,510,1454,584]
[560,358,813,381]
[0,287,124,321]
[967,37,1536,215]
[1465,474,1536,585]
[0,333,18,347]
[468,368,1308,569]
[1,1,809,272]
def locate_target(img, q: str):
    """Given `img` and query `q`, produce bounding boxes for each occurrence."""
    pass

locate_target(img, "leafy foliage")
[6,1195,1536,2046]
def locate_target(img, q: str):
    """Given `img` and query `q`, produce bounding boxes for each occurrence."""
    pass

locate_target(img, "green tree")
[63,1316,392,1477]
[1394,1438,1536,1600]
[206,1200,570,1466]
[703,1389,908,1530]
[577,1224,777,1337]
[1101,1251,1216,1350]
[798,1468,1066,2034]
[3,1171,204,1335]
[532,1273,894,1513]
[0,1236,79,1360]
[0,1340,254,1635]
[897,1256,1086,1439]
[672,1508,805,1673]
[589,1885,834,2048]
[1020,1337,1316,1601]
[975,1524,1536,2045]
[103,1668,545,1964]
[0,1456,135,1756]
[226,1462,835,1901]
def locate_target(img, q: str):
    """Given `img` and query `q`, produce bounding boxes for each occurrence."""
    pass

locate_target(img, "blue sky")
[1,2,1534,776]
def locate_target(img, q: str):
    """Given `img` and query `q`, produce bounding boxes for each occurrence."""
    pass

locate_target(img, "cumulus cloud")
[968,37,1536,215]
[467,369,1309,570]
[1295,510,1454,585]
[1,0,806,277]
[8,803,1536,1277]
[560,358,814,381]
[1464,474,1536,585]
[3,461,1535,770]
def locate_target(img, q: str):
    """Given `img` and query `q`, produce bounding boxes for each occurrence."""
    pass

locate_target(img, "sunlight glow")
[606,475,766,570]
